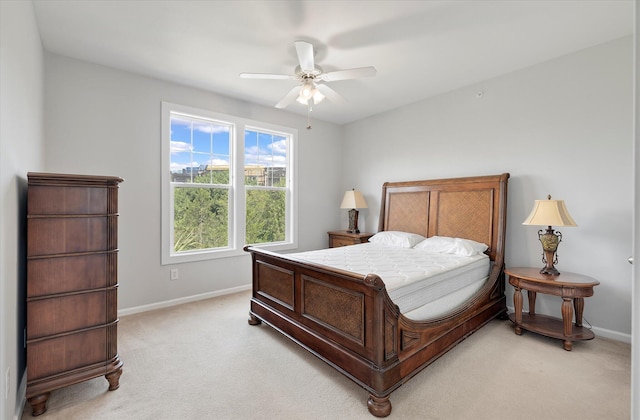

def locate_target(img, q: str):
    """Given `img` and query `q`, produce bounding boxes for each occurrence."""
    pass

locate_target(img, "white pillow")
[368,231,426,248]
[413,236,456,253]
[414,236,488,256]
[461,238,490,254]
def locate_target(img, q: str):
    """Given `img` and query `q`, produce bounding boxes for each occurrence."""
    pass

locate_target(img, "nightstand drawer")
[327,231,373,248]
[331,237,353,248]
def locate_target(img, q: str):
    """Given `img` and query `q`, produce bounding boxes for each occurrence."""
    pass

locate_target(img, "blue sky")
[170,114,287,175]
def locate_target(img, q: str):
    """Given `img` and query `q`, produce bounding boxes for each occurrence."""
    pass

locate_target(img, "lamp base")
[538,228,562,276]
[539,265,560,276]
[347,208,360,234]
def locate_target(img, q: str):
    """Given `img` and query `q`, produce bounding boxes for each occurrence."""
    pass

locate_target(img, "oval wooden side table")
[505,267,600,351]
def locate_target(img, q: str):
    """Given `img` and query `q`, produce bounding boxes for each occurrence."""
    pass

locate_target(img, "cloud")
[171,141,192,154]
[244,145,261,155]
[269,139,287,155]
[207,158,230,166]
[244,139,287,167]
[195,124,230,134]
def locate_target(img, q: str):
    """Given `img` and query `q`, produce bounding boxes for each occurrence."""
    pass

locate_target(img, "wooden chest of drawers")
[26,173,123,416]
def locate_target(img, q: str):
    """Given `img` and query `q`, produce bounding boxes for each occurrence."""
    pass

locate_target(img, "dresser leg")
[28,392,50,416]
[106,367,122,391]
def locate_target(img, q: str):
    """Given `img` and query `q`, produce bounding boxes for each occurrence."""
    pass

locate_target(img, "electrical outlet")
[5,367,10,399]
[170,268,179,281]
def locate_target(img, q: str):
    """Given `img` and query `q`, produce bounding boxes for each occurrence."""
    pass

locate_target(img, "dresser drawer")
[28,185,108,215]
[28,217,112,256]
[27,327,108,381]
[27,289,115,339]
[27,253,112,297]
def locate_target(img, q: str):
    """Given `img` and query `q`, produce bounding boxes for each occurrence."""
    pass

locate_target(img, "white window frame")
[161,102,297,264]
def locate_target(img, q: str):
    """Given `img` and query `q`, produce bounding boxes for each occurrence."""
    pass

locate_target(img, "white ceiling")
[32,0,633,125]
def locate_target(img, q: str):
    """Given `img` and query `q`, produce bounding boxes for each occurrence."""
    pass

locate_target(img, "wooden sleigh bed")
[246,173,509,417]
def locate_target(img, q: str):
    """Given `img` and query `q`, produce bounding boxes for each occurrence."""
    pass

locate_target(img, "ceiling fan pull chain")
[306,104,312,130]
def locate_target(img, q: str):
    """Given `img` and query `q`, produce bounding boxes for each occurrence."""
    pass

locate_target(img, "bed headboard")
[378,173,509,263]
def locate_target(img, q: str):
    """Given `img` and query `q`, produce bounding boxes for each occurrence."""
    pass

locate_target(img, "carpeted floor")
[21,290,630,419]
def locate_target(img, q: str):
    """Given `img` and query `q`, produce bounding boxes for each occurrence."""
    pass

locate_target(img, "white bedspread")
[289,243,489,314]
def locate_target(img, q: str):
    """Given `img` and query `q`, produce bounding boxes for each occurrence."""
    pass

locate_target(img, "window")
[161,102,297,264]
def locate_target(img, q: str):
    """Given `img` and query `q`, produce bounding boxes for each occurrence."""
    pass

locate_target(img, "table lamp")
[340,189,368,233]
[522,195,577,276]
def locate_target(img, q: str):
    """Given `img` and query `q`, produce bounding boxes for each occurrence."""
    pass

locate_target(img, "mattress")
[289,242,490,314]
[402,279,486,320]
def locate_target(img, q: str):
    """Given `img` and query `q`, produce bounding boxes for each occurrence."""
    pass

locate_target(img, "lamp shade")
[340,189,368,209]
[522,196,577,227]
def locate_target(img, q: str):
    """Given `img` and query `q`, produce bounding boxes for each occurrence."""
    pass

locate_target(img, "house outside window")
[161,102,297,264]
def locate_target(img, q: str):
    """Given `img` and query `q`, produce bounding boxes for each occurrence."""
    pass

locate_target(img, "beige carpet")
[22,290,630,420]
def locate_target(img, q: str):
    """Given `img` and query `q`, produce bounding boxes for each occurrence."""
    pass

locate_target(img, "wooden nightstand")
[327,230,373,248]
[505,267,600,351]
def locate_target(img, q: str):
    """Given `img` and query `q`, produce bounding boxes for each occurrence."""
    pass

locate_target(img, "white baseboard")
[505,305,630,344]
[13,370,26,420]
[117,284,252,317]
[590,326,631,343]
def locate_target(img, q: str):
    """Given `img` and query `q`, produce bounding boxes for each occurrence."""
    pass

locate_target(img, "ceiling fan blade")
[315,84,346,104]
[240,73,296,80]
[319,66,377,82]
[294,40,315,73]
[275,86,301,109]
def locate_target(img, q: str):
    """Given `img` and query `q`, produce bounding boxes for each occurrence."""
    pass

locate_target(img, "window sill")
[162,241,297,265]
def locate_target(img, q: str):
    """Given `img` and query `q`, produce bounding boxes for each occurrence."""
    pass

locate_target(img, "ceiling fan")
[240,40,377,110]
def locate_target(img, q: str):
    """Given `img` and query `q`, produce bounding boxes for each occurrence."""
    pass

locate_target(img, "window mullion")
[189,121,194,183]
[235,123,246,248]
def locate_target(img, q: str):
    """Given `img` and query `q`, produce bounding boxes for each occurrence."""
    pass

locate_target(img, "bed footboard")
[247,247,402,411]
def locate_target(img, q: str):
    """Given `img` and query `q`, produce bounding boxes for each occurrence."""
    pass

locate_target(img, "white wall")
[43,54,344,311]
[343,36,634,339]
[0,2,45,419]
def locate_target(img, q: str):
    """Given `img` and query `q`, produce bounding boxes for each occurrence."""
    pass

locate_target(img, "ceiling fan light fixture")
[298,81,314,101]
[297,80,324,105]
[312,88,325,104]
